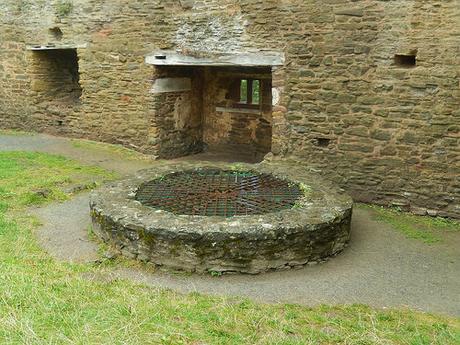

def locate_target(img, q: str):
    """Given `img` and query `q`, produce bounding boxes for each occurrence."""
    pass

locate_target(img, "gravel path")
[2,132,459,316]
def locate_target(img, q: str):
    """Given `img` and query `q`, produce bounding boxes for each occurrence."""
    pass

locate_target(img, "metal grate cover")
[135,168,302,217]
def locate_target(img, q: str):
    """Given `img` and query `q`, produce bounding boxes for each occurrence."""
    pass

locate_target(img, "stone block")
[338,143,374,153]
[371,130,392,141]
[345,126,369,137]
[30,80,48,92]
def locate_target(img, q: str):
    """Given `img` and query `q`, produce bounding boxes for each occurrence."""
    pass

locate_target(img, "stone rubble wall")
[150,66,204,158]
[0,0,458,217]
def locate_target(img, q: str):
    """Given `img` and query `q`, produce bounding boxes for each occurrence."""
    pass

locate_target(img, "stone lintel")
[145,51,285,67]
[26,44,87,51]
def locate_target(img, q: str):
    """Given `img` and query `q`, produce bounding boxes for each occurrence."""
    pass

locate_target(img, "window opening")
[239,79,260,105]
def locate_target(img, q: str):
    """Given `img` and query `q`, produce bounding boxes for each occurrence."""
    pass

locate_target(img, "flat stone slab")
[90,161,353,274]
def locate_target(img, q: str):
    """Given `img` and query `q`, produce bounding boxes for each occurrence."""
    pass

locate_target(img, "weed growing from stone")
[228,163,248,172]
[292,182,312,209]
[298,182,312,195]
[210,270,223,277]
[56,0,73,17]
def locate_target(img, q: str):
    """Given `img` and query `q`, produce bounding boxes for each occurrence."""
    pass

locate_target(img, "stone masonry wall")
[0,0,458,217]
[276,1,460,218]
[150,66,204,158]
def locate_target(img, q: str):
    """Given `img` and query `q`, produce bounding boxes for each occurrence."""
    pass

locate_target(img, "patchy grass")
[71,139,153,162]
[0,129,36,136]
[358,204,460,244]
[0,151,117,209]
[0,152,459,343]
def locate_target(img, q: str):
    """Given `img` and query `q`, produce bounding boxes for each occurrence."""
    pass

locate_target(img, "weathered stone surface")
[0,0,458,218]
[90,161,353,274]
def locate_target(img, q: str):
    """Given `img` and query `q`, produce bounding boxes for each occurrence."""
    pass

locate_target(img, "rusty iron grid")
[135,169,302,217]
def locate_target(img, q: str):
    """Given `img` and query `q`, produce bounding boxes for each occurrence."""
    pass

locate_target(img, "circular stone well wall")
[90,161,353,274]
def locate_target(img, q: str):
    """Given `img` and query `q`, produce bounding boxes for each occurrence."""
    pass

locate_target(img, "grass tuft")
[56,0,73,17]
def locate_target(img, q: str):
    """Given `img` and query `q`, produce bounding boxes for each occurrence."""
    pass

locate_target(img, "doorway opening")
[146,51,283,162]
[202,66,272,162]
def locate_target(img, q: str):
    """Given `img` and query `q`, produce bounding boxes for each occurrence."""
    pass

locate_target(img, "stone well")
[90,161,353,274]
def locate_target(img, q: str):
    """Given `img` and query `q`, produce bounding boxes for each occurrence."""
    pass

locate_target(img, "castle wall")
[0,0,458,217]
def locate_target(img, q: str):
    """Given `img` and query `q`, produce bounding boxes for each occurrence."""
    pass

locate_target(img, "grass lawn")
[359,204,460,244]
[0,151,458,344]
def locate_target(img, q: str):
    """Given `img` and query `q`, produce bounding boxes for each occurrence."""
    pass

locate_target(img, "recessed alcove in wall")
[27,47,82,128]
[29,48,82,102]
[394,53,416,68]
[49,27,63,41]
[315,138,331,147]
